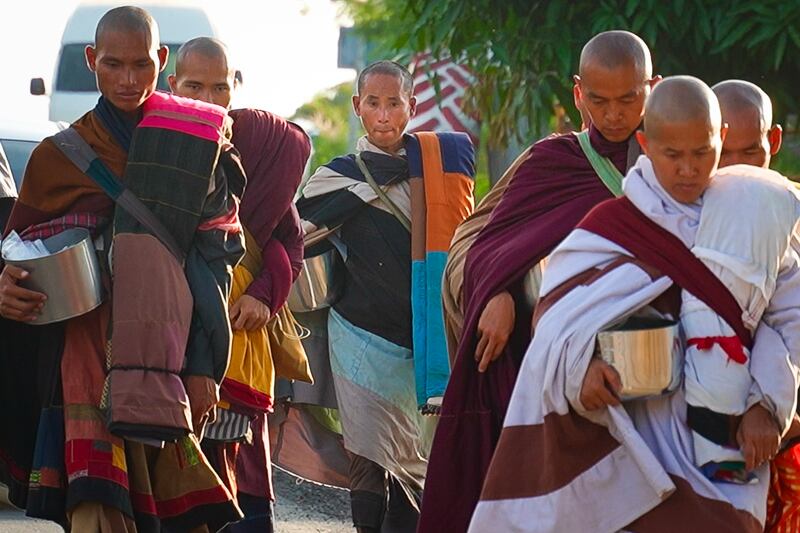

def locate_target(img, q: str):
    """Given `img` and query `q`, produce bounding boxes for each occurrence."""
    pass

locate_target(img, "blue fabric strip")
[411,260,427,405]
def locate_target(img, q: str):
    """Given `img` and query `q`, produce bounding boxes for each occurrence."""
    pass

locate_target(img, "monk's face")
[352,73,416,155]
[719,108,782,169]
[169,51,235,109]
[637,119,726,204]
[86,29,167,113]
[574,63,654,143]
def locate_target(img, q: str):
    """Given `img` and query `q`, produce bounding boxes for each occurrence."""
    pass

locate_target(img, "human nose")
[123,67,135,86]
[676,158,694,177]
[377,106,390,122]
[605,102,622,122]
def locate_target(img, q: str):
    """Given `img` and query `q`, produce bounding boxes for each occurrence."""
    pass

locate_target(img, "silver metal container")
[4,228,104,325]
[287,248,342,313]
[597,317,682,400]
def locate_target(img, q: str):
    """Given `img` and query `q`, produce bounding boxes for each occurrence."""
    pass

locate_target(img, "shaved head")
[95,6,159,49]
[579,30,652,79]
[712,80,781,168]
[637,76,726,204]
[713,80,772,133]
[176,37,232,76]
[644,76,721,140]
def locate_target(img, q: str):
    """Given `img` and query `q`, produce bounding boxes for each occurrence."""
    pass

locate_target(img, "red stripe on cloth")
[65,439,129,488]
[197,202,241,233]
[139,116,221,143]
[221,378,273,412]
[155,485,234,518]
[130,490,158,515]
[688,336,747,364]
[143,91,226,128]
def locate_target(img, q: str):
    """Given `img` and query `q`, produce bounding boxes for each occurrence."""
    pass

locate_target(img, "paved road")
[1,469,352,532]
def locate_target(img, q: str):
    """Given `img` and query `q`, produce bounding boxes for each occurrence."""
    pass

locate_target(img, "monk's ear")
[157,46,169,73]
[85,45,97,72]
[635,130,649,154]
[352,95,362,117]
[719,123,729,144]
[768,124,783,155]
[167,74,178,93]
[648,75,663,89]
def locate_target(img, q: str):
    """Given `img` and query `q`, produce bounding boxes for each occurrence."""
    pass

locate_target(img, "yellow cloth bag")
[222,263,275,409]
[268,305,313,383]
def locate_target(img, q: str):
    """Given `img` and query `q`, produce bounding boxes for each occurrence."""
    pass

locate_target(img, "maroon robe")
[419,125,631,533]
[230,108,309,311]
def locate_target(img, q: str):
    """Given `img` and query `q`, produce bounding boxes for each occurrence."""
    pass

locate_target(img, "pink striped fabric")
[140,91,227,143]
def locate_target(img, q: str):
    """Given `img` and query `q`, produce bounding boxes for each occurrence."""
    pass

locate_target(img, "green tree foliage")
[340,0,800,149]
[292,82,354,171]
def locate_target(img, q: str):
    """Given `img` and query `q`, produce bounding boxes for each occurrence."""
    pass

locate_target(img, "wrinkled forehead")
[361,73,409,98]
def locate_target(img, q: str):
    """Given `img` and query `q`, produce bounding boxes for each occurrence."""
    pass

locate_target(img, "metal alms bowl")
[287,247,343,313]
[3,228,104,325]
[597,316,682,400]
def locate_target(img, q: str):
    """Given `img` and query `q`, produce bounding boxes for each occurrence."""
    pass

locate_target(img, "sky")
[0,0,355,122]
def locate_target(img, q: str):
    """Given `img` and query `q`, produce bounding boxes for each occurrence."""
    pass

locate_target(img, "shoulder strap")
[52,128,185,263]
[355,152,412,232]
[576,130,624,197]
[578,197,752,348]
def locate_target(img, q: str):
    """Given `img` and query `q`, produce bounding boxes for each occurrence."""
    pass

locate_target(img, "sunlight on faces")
[86,29,167,114]
[719,107,781,169]
[638,117,726,204]
[574,62,655,143]
[352,73,416,155]
[169,50,235,109]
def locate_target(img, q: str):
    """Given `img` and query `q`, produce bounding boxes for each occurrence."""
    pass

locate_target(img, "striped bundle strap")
[576,129,624,197]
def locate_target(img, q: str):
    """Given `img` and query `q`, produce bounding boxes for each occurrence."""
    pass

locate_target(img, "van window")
[55,43,179,92]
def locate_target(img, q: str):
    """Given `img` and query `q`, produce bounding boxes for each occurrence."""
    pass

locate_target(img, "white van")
[31,2,218,123]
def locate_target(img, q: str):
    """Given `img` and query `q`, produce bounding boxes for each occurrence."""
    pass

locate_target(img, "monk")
[297,60,474,533]
[714,79,783,169]
[472,76,800,533]
[0,7,244,531]
[420,30,659,532]
[170,37,310,533]
[713,78,800,532]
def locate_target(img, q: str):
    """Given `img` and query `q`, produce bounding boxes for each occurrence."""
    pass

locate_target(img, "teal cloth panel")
[411,259,427,406]
[424,251,450,401]
[328,308,416,412]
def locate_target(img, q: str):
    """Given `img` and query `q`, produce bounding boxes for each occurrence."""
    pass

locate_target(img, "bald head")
[644,76,721,140]
[176,37,232,76]
[712,80,781,168]
[169,37,236,109]
[579,30,652,79]
[713,80,772,133]
[637,76,726,204]
[95,6,159,50]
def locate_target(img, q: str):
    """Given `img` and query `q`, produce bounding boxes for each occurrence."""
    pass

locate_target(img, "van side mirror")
[30,78,46,96]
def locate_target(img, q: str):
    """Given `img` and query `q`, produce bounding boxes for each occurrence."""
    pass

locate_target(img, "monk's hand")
[184,375,219,439]
[0,265,46,322]
[737,403,781,471]
[229,294,271,331]
[579,358,622,411]
[475,291,515,373]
